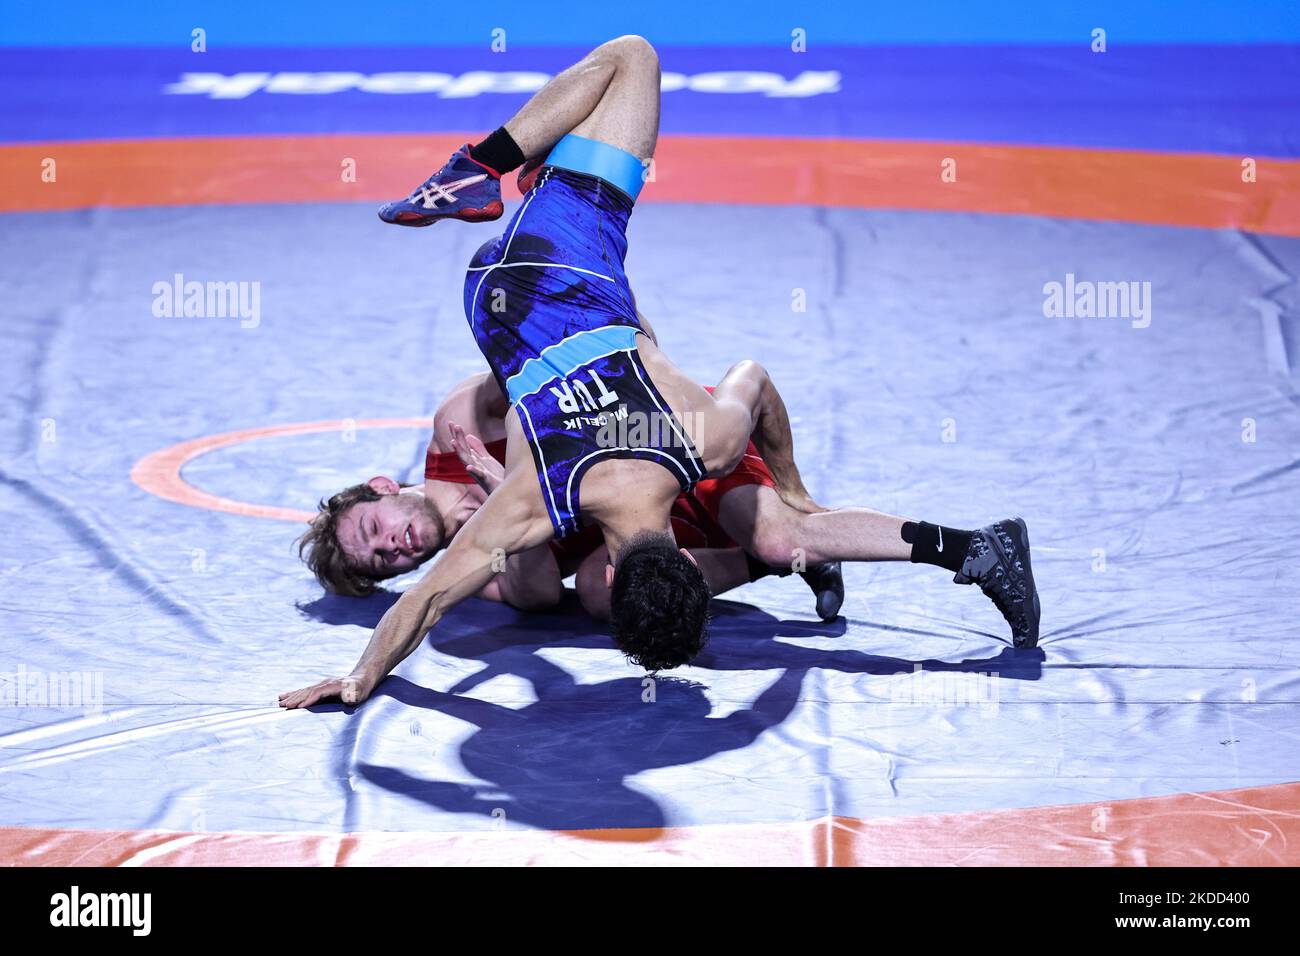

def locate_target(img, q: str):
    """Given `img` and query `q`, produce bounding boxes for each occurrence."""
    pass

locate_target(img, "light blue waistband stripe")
[506,324,639,403]
[545,133,648,201]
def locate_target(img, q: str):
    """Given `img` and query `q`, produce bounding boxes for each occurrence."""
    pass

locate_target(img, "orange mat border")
[3,133,1299,235]
[3,781,1296,866]
[19,133,1300,866]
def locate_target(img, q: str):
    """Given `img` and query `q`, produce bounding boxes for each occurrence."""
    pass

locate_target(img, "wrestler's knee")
[747,519,804,571]
[606,35,659,70]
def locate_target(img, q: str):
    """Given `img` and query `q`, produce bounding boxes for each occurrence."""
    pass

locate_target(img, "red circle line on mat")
[130,418,432,522]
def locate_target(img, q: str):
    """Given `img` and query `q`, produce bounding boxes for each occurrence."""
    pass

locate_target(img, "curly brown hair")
[297,482,388,597]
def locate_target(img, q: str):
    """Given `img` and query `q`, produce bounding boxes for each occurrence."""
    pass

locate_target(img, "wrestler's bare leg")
[503,35,660,161]
[717,485,913,567]
[380,36,661,224]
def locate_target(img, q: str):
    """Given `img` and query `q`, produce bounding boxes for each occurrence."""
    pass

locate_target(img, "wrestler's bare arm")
[631,335,814,509]
[445,420,563,610]
[279,466,554,709]
[478,372,511,419]
[424,384,560,613]
[634,309,658,344]
[705,361,823,514]
[430,372,509,455]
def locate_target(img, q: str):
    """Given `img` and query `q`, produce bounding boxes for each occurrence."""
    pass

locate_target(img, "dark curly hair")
[609,531,711,671]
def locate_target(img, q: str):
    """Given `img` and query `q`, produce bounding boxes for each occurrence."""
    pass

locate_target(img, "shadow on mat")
[359,665,804,835]
[296,589,402,626]
[298,591,1042,679]
[350,597,1042,834]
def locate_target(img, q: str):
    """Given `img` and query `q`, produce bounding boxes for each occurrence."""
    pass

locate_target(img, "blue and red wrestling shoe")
[377,145,505,227]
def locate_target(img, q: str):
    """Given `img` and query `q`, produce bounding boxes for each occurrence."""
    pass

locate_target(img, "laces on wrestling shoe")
[409,169,490,208]
[953,518,1041,648]
[378,145,504,227]
[410,179,459,208]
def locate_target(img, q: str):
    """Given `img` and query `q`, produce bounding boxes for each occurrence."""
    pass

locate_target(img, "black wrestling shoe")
[799,561,844,621]
[953,517,1040,648]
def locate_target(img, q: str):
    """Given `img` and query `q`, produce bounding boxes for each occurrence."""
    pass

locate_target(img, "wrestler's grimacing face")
[336,492,444,579]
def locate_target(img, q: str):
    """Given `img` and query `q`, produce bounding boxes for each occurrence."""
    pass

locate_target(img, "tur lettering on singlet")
[551,369,622,431]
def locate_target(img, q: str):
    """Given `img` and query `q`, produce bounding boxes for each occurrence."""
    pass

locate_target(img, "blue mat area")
[2,200,1298,832]
[5,44,1299,155]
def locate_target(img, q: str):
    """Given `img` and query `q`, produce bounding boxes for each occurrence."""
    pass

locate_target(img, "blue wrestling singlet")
[463,134,705,538]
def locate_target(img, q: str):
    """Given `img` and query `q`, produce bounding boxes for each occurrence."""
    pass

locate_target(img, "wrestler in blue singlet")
[462,135,705,538]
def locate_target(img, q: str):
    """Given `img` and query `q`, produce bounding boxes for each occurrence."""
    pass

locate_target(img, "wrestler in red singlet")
[425,435,774,571]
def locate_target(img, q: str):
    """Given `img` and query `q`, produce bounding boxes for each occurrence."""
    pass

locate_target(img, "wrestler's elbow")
[411,586,450,636]
[733,358,769,377]
[724,358,766,385]
[723,360,771,412]
[407,553,473,631]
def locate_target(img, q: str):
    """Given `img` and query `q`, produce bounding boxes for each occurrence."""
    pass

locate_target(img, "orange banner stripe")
[4,781,1296,866]
[4,133,1298,235]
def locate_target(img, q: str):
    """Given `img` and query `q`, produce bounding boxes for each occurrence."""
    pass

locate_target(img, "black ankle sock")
[745,553,792,582]
[901,521,972,575]
[469,127,525,176]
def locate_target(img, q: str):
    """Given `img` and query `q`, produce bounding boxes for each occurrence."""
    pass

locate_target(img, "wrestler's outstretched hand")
[278,675,371,709]
[449,420,505,493]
